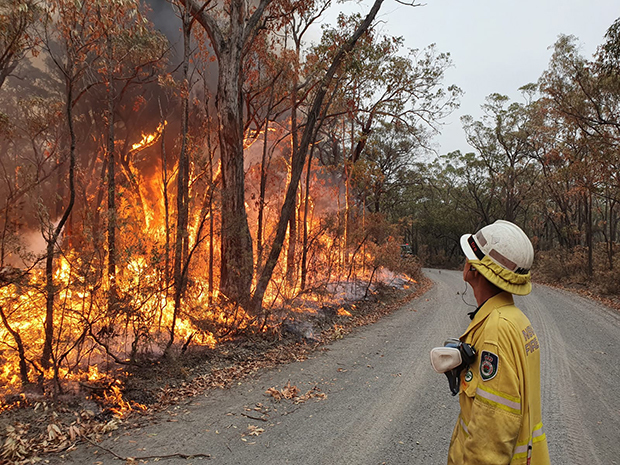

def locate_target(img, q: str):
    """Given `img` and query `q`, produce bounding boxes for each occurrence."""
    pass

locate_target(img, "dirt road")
[57,270,620,464]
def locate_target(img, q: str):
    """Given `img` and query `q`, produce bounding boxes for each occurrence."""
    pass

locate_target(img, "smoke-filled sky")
[146,0,618,156]
[317,0,619,156]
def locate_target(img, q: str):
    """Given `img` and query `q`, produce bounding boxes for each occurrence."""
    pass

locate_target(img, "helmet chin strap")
[461,281,477,308]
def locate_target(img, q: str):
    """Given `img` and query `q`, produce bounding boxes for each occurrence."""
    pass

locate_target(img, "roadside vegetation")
[406,20,620,298]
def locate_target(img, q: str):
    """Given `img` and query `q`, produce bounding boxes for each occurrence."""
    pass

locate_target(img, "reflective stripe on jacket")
[447,292,550,465]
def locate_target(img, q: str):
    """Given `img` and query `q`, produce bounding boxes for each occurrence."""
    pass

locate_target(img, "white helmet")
[460,220,534,295]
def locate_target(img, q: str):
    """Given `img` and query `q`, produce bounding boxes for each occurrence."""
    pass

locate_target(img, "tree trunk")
[300,145,315,291]
[586,191,593,277]
[106,35,117,314]
[286,42,301,288]
[250,0,385,314]
[159,103,170,329]
[610,201,617,271]
[256,111,270,266]
[42,69,77,369]
[0,306,30,386]
[168,9,192,352]
[286,200,297,286]
[180,0,274,308]
[217,47,253,306]
[205,96,215,305]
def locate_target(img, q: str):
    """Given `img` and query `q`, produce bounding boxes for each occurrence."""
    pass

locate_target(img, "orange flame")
[131,121,167,152]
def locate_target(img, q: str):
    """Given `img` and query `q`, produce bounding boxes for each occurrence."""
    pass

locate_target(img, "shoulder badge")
[480,350,498,381]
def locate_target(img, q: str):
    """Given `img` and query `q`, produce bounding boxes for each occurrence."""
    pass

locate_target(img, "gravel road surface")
[57,269,620,464]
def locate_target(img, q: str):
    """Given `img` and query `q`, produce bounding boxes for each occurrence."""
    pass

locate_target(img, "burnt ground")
[0,278,431,465]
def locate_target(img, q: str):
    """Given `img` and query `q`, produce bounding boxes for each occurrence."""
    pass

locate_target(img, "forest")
[0,0,618,407]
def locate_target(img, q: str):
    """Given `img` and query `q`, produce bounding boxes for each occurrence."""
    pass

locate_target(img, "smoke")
[144,0,182,54]
[144,0,218,104]
[4,218,63,268]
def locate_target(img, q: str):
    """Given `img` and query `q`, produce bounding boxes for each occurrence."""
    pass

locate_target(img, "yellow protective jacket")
[447,292,550,465]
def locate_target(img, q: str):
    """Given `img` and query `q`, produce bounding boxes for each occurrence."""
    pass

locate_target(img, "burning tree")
[0,0,459,400]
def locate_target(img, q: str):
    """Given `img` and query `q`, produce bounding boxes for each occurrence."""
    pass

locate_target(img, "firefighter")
[443,220,550,464]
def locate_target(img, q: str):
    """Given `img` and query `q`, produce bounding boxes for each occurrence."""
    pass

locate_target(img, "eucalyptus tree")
[399,158,472,266]
[537,32,620,275]
[439,150,501,226]
[178,0,279,308]
[33,0,168,373]
[461,93,539,223]
[541,31,620,148]
[307,20,460,266]
[179,0,388,312]
[0,0,40,90]
[250,0,388,313]
[37,0,103,371]
[351,121,422,215]
[88,0,168,317]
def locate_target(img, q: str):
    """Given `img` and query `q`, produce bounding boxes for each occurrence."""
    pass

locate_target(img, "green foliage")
[596,17,620,75]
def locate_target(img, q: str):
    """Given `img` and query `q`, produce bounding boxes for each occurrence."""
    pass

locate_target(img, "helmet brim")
[460,234,478,262]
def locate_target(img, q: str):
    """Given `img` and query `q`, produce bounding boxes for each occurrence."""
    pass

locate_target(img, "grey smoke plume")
[145,0,182,57]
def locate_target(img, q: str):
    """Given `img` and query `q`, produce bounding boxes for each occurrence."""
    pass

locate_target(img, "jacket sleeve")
[461,340,523,465]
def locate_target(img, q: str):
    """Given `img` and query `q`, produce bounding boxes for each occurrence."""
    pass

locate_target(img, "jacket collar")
[460,291,514,341]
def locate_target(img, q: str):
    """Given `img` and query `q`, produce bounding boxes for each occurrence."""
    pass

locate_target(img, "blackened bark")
[286,201,297,285]
[0,305,29,386]
[106,35,117,313]
[300,144,315,291]
[181,0,271,308]
[256,114,269,265]
[205,96,215,305]
[42,68,77,369]
[168,8,192,352]
[217,53,254,306]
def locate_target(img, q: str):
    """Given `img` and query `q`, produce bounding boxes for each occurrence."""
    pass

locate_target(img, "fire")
[104,384,147,418]
[0,109,416,407]
[337,307,351,317]
[131,121,167,152]
[87,365,103,381]
[243,126,276,149]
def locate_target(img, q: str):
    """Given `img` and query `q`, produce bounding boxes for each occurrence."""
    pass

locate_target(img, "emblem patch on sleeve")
[480,351,498,381]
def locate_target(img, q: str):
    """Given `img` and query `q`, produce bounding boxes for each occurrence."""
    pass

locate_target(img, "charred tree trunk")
[286,42,301,288]
[105,35,118,314]
[286,202,297,286]
[181,0,273,308]
[0,305,30,386]
[250,0,385,314]
[300,144,315,291]
[217,51,253,306]
[168,8,192,352]
[92,152,108,249]
[42,68,77,369]
[158,101,171,329]
[205,96,216,305]
[256,115,269,266]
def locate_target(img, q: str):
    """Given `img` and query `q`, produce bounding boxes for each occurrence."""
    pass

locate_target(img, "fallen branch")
[240,412,268,422]
[83,436,211,461]
[78,381,113,394]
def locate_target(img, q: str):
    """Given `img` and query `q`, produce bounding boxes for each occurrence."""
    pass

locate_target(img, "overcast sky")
[315,0,619,156]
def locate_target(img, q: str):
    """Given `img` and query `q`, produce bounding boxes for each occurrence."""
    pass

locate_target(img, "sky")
[313,0,619,156]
